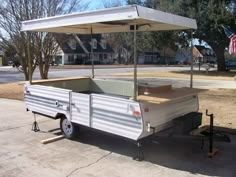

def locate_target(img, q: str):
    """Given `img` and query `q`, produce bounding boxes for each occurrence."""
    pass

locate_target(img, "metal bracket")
[32,114,40,132]
[133,141,144,161]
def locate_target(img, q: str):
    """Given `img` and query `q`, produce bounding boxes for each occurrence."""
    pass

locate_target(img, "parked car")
[225,61,236,71]
[8,60,21,67]
[8,60,14,66]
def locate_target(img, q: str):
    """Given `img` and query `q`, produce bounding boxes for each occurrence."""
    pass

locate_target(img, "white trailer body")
[24,78,199,141]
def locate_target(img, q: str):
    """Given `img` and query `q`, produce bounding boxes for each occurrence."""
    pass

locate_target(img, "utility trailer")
[22,5,202,160]
[24,77,201,140]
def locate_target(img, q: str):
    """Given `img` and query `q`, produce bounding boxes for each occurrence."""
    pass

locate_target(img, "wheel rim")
[62,118,73,136]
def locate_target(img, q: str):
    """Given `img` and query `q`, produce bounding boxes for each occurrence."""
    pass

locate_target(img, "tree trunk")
[38,54,50,79]
[39,64,49,79]
[23,69,29,81]
[211,46,225,71]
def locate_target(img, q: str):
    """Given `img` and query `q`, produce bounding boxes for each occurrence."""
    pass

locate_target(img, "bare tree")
[0,0,88,81]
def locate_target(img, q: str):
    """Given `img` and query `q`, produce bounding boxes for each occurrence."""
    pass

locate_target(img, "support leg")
[206,110,219,158]
[32,114,40,132]
[201,138,205,149]
[133,141,144,161]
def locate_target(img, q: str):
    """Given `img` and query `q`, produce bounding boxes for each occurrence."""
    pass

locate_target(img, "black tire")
[60,117,79,139]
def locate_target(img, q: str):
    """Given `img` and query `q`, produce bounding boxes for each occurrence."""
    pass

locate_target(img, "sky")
[84,0,126,10]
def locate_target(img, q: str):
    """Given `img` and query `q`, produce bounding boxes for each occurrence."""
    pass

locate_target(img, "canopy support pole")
[133,23,137,101]
[90,28,94,78]
[190,29,193,88]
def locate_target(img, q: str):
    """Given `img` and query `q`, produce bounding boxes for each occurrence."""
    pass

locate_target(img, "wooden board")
[32,77,89,84]
[41,135,64,144]
[136,87,206,104]
[138,84,172,95]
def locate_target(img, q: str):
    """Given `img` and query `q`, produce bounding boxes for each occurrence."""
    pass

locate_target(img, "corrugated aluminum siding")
[139,95,199,138]
[91,94,143,140]
[71,92,90,126]
[24,84,71,118]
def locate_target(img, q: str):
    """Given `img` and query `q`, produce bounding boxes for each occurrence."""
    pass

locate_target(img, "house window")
[99,54,103,61]
[92,39,97,49]
[56,56,62,65]
[101,40,107,49]
[68,39,76,50]
[104,54,107,59]
[94,54,99,60]
[145,55,152,63]
[68,55,74,64]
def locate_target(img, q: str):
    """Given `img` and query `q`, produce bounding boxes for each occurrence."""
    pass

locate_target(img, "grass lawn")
[0,82,25,101]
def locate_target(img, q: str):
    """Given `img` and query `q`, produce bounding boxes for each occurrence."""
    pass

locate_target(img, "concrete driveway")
[0,99,235,177]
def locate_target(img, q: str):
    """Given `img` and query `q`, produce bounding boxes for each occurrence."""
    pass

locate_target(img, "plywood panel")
[138,84,172,95]
[136,87,206,104]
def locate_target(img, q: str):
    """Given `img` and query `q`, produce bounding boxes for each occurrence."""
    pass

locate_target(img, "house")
[138,47,176,64]
[175,48,191,64]
[193,45,216,63]
[55,34,114,65]
[175,45,216,64]
[138,52,160,64]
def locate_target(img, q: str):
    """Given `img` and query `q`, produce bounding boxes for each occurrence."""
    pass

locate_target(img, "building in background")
[55,34,114,65]
[138,52,160,64]
[175,48,191,64]
[138,47,176,64]
[175,45,216,64]
[193,45,216,63]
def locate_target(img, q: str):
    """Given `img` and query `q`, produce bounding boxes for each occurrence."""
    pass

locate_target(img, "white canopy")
[21,5,197,34]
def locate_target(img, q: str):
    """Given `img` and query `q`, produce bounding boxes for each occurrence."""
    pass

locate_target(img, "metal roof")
[21,5,197,34]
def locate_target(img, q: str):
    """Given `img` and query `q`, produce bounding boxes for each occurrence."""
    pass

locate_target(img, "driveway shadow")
[68,127,236,177]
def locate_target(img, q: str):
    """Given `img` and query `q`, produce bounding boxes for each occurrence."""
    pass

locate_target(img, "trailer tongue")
[22,5,203,160]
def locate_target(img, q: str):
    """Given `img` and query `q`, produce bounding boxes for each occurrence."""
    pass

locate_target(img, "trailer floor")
[0,98,235,177]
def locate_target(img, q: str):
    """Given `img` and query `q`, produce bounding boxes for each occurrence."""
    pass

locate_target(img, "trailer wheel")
[60,117,78,139]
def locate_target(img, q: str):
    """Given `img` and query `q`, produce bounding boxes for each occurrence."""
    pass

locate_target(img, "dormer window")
[68,39,76,50]
[92,39,97,49]
[101,40,107,49]
[201,49,205,55]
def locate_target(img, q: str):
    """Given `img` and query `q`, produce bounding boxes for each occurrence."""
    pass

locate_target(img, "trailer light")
[133,111,140,116]
[25,87,30,94]
[147,122,151,132]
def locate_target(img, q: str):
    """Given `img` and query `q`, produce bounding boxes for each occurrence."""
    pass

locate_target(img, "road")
[0,66,189,82]
[1,66,236,89]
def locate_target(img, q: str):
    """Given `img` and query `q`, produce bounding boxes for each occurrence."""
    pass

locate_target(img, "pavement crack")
[0,120,51,132]
[65,151,112,177]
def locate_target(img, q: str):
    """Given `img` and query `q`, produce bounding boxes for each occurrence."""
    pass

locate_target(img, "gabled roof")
[21,5,197,34]
[56,34,84,54]
[194,45,215,57]
[57,34,113,54]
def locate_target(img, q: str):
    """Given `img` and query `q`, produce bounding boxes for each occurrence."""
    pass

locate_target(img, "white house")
[55,34,114,65]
